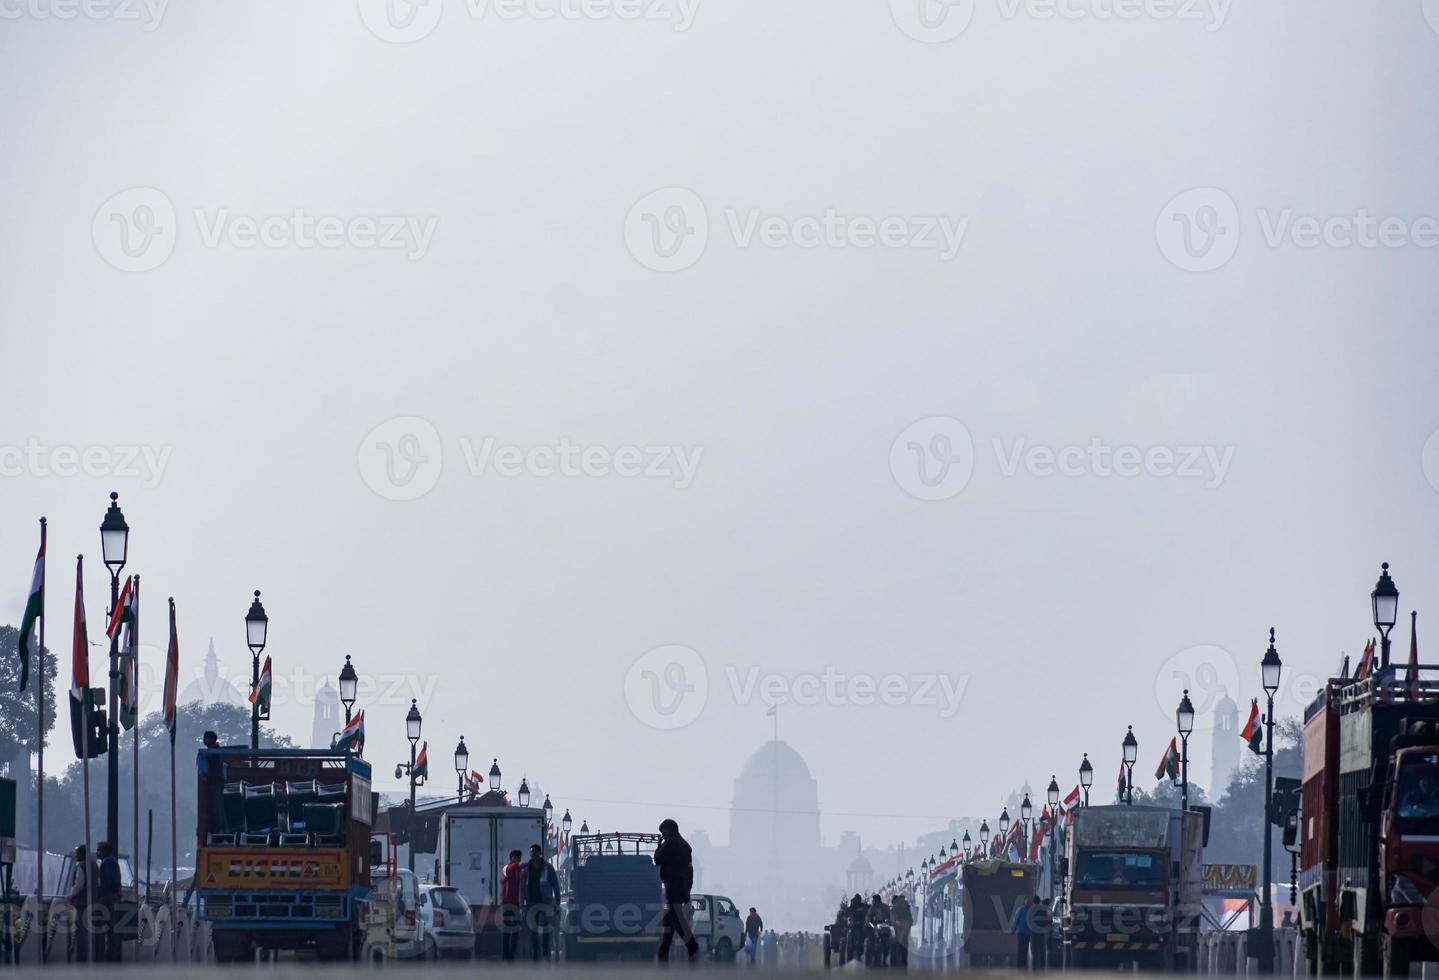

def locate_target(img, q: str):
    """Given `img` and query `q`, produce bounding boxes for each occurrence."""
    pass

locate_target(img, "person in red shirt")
[500,849,524,960]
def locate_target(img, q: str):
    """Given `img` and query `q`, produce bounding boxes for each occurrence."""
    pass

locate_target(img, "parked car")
[418,885,476,960]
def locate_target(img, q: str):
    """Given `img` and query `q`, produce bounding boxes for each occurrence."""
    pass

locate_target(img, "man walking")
[500,849,524,961]
[96,842,122,962]
[1013,895,1032,970]
[67,845,92,963]
[653,818,699,962]
[744,907,763,963]
[521,843,561,961]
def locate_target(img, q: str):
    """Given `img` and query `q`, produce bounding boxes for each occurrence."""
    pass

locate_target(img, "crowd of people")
[830,891,914,968]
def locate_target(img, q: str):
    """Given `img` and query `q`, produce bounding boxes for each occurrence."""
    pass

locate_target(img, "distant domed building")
[178,638,247,708]
[311,679,339,749]
[730,740,821,859]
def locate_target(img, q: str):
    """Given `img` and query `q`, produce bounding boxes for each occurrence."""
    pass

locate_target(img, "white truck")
[436,804,548,958]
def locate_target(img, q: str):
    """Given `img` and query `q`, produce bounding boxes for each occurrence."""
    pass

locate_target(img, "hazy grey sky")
[3,0,1439,852]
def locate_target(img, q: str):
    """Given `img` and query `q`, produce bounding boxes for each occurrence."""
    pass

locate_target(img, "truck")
[1297,664,1439,976]
[959,859,1036,967]
[194,747,374,962]
[435,802,547,957]
[1062,804,1205,971]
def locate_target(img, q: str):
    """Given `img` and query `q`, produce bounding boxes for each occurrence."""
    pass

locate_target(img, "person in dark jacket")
[521,844,561,960]
[500,849,524,961]
[96,841,122,962]
[846,894,867,964]
[744,907,764,962]
[653,818,699,962]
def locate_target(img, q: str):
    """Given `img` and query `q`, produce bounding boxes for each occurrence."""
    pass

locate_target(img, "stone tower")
[311,678,339,749]
[1210,687,1239,799]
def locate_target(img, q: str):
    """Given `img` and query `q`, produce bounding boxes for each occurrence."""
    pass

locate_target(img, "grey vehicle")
[418,885,476,960]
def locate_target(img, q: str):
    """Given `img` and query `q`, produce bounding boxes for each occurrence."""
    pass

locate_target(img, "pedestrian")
[1013,895,1032,970]
[1029,895,1047,970]
[521,843,561,961]
[744,906,763,963]
[846,894,866,964]
[653,818,699,962]
[500,848,524,961]
[96,841,122,962]
[891,892,913,967]
[67,845,91,963]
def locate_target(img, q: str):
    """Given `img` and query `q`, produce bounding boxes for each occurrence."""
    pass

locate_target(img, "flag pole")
[165,597,178,958]
[130,574,140,921]
[35,517,46,962]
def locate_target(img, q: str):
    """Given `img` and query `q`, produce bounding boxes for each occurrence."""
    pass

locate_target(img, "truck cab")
[1377,743,1439,949]
[688,893,743,961]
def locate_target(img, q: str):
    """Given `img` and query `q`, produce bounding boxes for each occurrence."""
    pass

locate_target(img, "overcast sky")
[3,0,1438,854]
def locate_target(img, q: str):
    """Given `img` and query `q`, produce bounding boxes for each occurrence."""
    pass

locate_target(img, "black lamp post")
[454,736,469,803]
[1079,754,1093,807]
[580,820,589,834]
[489,758,502,793]
[998,807,1010,858]
[518,778,531,809]
[961,830,971,861]
[1020,794,1033,859]
[1047,776,1061,899]
[1372,563,1400,669]
[562,809,572,836]
[979,820,990,852]
[338,655,358,726]
[1257,628,1282,974]
[1177,689,1195,812]
[543,795,553,826]
[100,492,130,851]
[244,590,267,751]
[1122,727,1137,804]
[393,699,422,872]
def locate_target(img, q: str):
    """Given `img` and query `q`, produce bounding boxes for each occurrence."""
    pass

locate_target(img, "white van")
[688,894,744,961]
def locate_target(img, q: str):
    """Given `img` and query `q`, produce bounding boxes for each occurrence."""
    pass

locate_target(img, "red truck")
[1298,667,1439,976]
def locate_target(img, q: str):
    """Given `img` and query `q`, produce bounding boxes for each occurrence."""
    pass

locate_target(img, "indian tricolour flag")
[249,655,272,717]
[16,522,44,691]
[413,741,428,782]
[337,709,364,755]
[1240,697,1263,755]
[1155,737,1180,782]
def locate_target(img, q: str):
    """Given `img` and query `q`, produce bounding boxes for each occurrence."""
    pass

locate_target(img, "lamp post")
[543,795,553,827]
[1258,628,1283,975]
[961,830,971,862]
[489,758,502,793]
[243,589,267,751]
[1020,794,1033,860]
[338,655,358,726]
[1079,754,1093,807]
[454,737,469,803]
[99,492,130,851]
[998,807,1010,859]
[1047,776,1060,900]
[979,820,990,853]
[1176,689,1195,812]
[1122,727,1137,805]
[562,809,572,836]
[1284,811,1300,905]
[518,778,531,809]
[392,699,422,872]
[1372,562,1400,669]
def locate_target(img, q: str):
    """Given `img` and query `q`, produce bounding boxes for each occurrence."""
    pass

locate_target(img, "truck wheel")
[1381,935,1409,979]
[715,938,735,962]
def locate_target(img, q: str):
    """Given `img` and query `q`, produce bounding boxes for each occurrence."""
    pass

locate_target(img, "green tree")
[0,623,59,847]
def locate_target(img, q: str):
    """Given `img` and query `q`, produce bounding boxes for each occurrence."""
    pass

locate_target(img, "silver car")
[418,885,476,960]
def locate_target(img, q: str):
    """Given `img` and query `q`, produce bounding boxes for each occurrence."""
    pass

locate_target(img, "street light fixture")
[1079,753,1093,807]
[395,699,423,872]
[1257,628,1283,975]
[999,807,1010,838]
[338,655,358,725]
[454,736,469,802]
[580,820,589,834]
[1122,727,1138,805]
[518,777,530,809]
[1047,777,1060,811]
[244,590,268,751]
[562,809,573,835]
[961,830,971,859]
[99,492,130,852]
[979,821,990,850]
[489,758,502,792]
[1177,689,1195,812]
[1047,775,1061,901]
[1020,794,1033,857]
[543,794,553,825]
[1373,562,1400,668]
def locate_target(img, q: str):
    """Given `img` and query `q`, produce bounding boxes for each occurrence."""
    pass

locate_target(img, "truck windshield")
[1395,756,1439,823]
[1074,851,1165,889]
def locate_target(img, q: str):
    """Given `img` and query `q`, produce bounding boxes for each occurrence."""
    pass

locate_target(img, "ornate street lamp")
[338,655,358,725]
[1177,689,1195,811]
[518,777,531,809]
[1257,628,1283,975]
[1047,775,1061,899]
[1122,727,1138,805]
[99,492,131,851]
[961,830,972,860]
[1020,794,1033,857]
[1079,753,1093,807]
[244,590,268,752]
[394,699,423,871]
[979,820,990,850]
[543,794,553,825]
[580,820,589,833]
[999,807,1010,839]
[454,736,469,802]
[1373,562,1400,669]
[562,809,573,835]
[489,758,502,792]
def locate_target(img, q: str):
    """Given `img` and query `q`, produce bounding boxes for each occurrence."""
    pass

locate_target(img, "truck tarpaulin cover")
[1074,810,1170,849]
